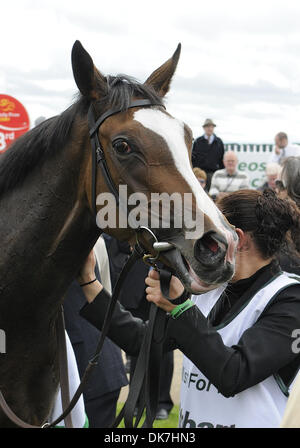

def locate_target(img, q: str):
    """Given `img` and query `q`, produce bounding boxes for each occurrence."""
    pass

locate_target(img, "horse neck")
[0,128,100,317]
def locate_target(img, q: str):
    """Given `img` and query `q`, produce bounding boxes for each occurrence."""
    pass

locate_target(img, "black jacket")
[79,262,300,399]
[192,135,225,172]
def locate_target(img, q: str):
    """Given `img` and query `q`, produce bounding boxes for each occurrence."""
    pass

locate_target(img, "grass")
[116,403,179,428]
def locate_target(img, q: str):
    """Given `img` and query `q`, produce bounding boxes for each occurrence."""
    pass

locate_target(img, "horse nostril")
[201,234,219,253]
[194,231,227,266]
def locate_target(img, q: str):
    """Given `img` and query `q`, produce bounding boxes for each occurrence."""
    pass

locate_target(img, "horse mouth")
[186,260,213,292]
[158,246,225,295]
[137,228,236,294]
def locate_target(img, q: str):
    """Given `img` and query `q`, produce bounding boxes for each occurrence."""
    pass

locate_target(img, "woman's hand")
[78,250,103,303]
[145,270,184,313]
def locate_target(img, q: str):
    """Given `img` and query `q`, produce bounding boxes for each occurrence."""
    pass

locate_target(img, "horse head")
[71,41,238,294]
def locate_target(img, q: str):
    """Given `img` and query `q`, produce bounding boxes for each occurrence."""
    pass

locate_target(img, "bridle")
[0,99,176,428]
[88,98,164,213]
[87,97,175,261]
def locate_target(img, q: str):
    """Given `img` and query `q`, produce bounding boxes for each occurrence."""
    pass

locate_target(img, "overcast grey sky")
[2,0,300,143]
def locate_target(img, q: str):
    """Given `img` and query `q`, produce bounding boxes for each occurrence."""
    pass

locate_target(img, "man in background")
[209,151,249,200]
[192,118,225,190]
[269,132,300,165]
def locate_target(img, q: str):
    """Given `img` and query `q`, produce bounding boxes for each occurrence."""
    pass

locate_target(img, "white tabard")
[179,272,300,428]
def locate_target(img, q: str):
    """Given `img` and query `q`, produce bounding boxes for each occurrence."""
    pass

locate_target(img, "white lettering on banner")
[0,132,6,150]
[0,131,15,151]
[0,112,20,118]
[179,409,236,428]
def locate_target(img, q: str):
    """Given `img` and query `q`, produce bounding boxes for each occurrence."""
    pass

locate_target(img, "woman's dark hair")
[217,189,300,259]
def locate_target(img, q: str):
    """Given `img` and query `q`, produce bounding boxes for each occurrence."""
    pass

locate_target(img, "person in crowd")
[63,235,128,427]
[104,236,174,420]
[281,156,300,207]
[209,151,249,200]
[191,119,225,190]
[193,167,207,191]
[276,157,300,275]
[258,163,281,192]
[76,189,300,428]
[269,132,300,165]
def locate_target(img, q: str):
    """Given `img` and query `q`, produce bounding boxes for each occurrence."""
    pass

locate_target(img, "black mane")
[0,75,163,198]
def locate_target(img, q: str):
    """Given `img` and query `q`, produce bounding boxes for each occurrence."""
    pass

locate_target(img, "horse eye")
[113,140,131,154]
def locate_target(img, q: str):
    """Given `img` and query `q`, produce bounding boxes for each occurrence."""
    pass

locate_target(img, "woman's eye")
[113,140,131,154]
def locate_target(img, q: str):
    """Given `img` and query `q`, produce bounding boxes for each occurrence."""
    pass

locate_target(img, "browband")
[89,99,165,137]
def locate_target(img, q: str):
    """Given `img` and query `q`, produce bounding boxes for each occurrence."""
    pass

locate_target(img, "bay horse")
[0,41,237,427]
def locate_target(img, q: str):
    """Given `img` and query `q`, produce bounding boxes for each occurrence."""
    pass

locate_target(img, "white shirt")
[93,235,112,294]
[204,134,215,145]
[269,144,300,164]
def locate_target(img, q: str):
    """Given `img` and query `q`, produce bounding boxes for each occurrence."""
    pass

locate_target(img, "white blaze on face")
[133,108,226,237]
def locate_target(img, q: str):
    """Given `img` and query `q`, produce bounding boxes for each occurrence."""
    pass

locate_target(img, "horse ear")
[71,40,106,99]
[144,43,181,97]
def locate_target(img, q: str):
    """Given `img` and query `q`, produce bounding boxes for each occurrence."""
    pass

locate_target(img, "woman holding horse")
[78,189,300,428]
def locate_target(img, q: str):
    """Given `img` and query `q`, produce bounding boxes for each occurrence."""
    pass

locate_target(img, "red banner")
[0,94,30,153]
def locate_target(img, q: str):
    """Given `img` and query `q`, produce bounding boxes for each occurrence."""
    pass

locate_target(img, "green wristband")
[170,299,195,320]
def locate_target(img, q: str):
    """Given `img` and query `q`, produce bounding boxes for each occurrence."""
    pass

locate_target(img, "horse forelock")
[93,74,164,113]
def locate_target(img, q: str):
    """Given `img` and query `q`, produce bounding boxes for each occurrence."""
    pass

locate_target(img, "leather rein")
[0,99,175,428]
